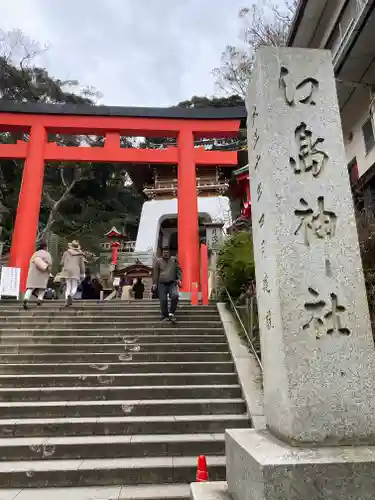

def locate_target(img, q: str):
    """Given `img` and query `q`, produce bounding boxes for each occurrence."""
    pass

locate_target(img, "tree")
[140,95,246,151]
[0,29,98,103]
[213,0,298,97]
[0,29,99,244]
[178,94,244,108]
[0,29,143,256]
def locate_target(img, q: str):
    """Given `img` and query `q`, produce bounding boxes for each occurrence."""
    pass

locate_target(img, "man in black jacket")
[152,247,182,323]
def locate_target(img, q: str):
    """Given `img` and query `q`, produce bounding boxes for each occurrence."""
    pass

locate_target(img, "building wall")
[289,0,375,180]
[310,0,347,48]
[161,228,175,248]
[135,196,232,253]
[341,88,375,177]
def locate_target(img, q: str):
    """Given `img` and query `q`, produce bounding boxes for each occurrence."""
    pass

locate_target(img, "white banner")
[0,266,21,299]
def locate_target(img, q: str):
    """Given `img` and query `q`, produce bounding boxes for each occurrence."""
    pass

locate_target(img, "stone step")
[0,327,224,335]
[1,299,194,304]
[0,455,226,488]
[0,397,245,419]
[0,321,223,328]
[0,342,228,356]
[0,433,225,461]
[12,301,195,304]
[0,361,235,374]
[1,319,221,327]
[8,310,219,316]
[190,482,228,500]
[0,298,242,494]
[0,311,219,318]
[0,310,217,316]
[0,342,229,354]
[0,309,218,317]
[119,483,191,500]
[0,414,249,438]
[0,351,232,364]
[0,303,216,310]
[2,316,221,324]
[0,372,237,388]
[0,334,226,344]
[0,384,242,403]
[0,484,192,500]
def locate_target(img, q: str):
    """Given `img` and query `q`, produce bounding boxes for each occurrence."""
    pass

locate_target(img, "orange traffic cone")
[196,455,209,482]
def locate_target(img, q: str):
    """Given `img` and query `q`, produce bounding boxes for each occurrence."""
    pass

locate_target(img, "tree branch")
[60,168,69,189]
[39,173,78,241]
[43,190,56,207]
[212,0,297,96]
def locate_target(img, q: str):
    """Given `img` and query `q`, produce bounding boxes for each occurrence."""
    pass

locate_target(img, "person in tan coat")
[23,242,53,310]
[120,277,134,302]
[60,240,85,307]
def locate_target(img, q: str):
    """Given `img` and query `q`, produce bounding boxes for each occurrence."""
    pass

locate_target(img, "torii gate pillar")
[9,123,46,290]
[177,128,200,291]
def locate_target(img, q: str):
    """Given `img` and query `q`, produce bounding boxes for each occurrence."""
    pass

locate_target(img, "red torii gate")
[0,102,245,292]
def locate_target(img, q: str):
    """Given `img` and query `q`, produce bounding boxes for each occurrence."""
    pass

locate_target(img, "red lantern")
[111,241,121,265]
[105,226,124,266]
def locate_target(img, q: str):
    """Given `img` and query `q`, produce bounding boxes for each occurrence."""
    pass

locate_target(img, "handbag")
[34,256,48,272]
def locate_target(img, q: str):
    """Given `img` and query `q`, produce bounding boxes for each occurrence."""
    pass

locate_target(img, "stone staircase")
[0,300,250,499]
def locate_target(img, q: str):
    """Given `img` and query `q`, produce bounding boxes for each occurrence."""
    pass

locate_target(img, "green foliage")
[140,95,246,153]
[177,94,244,108]
[217,231,255,299]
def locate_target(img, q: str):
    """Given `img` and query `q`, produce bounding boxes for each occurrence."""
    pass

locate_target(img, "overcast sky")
[1,0,251,107]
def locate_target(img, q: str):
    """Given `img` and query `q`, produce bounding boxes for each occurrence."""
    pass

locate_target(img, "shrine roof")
[105,226,124,238]
[0,101,247,121]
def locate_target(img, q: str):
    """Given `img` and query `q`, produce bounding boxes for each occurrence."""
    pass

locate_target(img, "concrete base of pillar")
[178,291,202,301]
[227,429,375,500]
[190,482,229,500]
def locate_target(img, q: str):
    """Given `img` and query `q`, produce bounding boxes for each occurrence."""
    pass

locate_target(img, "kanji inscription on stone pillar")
[248,47,375,445]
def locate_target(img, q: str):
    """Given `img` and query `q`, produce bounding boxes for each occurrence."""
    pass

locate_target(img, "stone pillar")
[226,47,375,500]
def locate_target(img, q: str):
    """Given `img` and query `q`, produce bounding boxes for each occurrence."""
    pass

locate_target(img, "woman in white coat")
[60,240,85,307]
[24,242,53,310]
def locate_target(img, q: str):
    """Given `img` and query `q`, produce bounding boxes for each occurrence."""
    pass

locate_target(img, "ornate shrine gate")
[0,102,244,291]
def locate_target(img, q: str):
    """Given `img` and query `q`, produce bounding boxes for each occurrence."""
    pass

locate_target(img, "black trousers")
[158,282,179,318]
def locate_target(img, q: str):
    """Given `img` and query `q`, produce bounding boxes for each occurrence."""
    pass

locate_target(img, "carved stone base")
[227,429,375,500]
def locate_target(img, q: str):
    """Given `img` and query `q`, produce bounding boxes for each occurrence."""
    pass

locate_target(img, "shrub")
[217,231,255,299]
